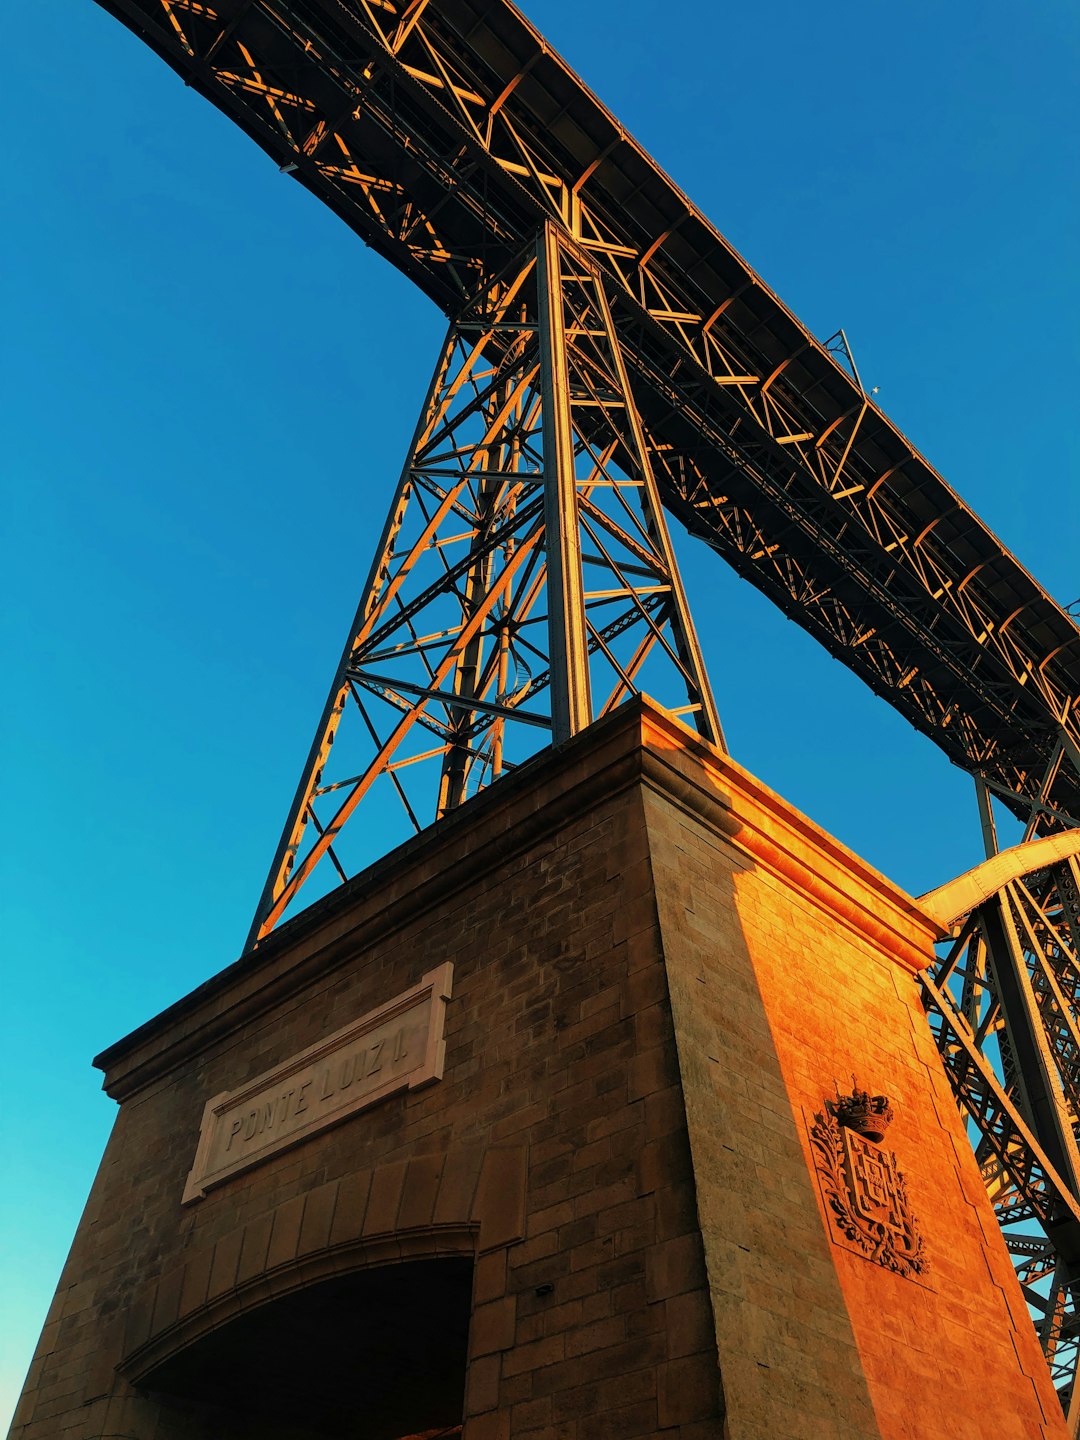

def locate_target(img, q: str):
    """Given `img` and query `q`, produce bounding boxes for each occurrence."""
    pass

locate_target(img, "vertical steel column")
[973,775,1080,1184]
[973,774,1080,1238]
[975,775,1000,860]
[437,462,502,817]
[592,276,724,750]
[537,222,592,744]
[984,894,1080,1205]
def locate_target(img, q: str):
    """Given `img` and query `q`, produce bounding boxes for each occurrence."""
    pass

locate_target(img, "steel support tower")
[91,0,1080,1419]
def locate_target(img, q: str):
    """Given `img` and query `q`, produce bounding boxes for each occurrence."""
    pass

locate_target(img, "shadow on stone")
[142,1257,472,1439]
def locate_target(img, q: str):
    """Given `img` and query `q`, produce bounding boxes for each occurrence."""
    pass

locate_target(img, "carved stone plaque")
[183,963,453,1203]
[808,1088,928,1278]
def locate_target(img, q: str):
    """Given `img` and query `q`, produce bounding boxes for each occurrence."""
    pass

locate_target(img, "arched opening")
[139,1256,472,1439]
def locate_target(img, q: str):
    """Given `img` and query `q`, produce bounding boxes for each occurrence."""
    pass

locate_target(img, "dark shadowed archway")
[140,1257,472,1439]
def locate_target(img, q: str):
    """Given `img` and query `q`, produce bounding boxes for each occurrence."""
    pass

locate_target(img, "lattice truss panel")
[927,850,1080,1408]
[105,0,1079,826]
[248,227,719,943]
[656,452,1080,838]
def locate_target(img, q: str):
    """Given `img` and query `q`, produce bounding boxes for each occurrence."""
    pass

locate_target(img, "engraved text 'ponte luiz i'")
[182,964,453,1203]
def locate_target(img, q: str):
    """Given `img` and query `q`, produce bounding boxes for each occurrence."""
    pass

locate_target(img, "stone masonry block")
[362,1158,409,1236]
[264,1193,306,1270]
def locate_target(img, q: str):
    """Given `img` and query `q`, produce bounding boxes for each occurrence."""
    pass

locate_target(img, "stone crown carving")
[828,1080,894,1144]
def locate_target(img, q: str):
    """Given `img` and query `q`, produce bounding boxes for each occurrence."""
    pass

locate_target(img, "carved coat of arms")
[809,1082,927,1278]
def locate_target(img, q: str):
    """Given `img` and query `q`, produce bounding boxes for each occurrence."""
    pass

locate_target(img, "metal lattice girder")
[95,0,1080,828]
[921,971,1080,1241]
[924,835,1080,1418]
[246,224,720,945]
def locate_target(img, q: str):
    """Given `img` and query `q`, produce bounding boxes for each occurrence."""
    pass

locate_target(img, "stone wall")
[13,706,719,1440]
[639,727,1062,1438]
[12,700,1063,1439]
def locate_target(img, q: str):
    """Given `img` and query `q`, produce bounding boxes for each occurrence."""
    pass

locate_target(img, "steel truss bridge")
[96,0,1080,1419]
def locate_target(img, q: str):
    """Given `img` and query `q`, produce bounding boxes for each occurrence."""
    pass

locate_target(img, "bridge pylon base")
[12,700,1063,1438]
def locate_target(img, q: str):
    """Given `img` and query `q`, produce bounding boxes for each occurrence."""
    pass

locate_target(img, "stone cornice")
[635,706,942,975]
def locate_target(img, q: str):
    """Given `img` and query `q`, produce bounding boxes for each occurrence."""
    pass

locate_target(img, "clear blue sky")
[3,0,1077,1423]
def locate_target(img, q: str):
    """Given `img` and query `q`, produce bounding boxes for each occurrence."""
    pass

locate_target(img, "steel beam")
[537,222,592,744]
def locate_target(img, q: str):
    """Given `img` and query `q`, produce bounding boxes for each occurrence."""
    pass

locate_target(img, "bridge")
[91,0,1080,1419]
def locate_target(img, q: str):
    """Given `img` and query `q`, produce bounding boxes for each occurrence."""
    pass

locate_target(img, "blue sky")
[4,0,1077,1423]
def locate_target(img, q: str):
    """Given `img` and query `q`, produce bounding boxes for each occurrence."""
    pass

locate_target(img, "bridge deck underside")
[97,0,1079,823]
